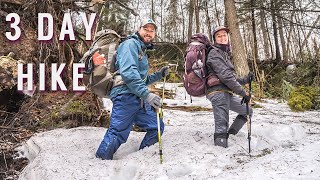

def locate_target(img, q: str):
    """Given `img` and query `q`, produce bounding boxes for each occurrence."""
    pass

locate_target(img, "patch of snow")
[17,84,320,179]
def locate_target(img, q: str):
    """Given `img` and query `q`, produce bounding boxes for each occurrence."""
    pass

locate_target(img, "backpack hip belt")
[113,74,125,88]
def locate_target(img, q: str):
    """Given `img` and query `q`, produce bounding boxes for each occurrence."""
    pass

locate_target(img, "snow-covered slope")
[17,83,320,180]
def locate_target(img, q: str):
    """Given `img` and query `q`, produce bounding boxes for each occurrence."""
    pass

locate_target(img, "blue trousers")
[96,93,164,160]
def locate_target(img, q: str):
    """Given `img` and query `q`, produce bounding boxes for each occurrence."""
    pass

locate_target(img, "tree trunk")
[224,0,249,76]
[243,24,249,56]
[251,0,259,63]
[314,38,320,61]
[285,28,293,61]
[294,14,303,62]
[278,16,288,62]
[160,0,163,39]
[94,4,105,35]
[180,0,186,42]
[204,0,212,41]
[286,12,295,61]
[151,0,155,20]
[214,0,221,26]
[188,0,194,39]
[268,33,275,61]
[195,0,200,33]
[134,0,140,28]
[271,0,281,61]
[259,9,271,61]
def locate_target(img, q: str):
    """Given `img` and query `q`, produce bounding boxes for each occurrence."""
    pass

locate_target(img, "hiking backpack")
[80,29,124,98]
[183,33,211,97]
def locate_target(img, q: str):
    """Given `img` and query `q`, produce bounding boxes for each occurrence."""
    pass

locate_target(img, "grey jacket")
[206,46,247,96]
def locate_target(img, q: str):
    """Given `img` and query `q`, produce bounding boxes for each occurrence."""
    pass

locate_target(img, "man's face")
[138,24,156,43]
[215,30,229,44]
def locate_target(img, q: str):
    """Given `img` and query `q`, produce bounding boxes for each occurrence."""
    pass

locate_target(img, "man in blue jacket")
[96,19,169,160]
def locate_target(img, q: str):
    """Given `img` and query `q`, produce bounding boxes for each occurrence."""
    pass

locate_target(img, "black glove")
[159,66,169,78]
[146,93,161,109]
[241,93,251,104]
[246,72,255,83]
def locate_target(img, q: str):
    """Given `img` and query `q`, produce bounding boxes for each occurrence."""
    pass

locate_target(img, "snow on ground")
[16,83,320,180]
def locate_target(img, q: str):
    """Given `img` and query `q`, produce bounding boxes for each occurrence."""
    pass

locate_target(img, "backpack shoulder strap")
[206,45,226,60]
[205,45,215,61]
[206,45,213,56]
[204,45,219,77]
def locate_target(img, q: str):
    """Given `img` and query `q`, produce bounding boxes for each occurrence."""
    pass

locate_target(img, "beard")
[143,35,153,43]
[136,32,153,44]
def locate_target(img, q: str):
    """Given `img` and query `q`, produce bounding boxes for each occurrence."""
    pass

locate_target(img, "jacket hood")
[214,43,231,54]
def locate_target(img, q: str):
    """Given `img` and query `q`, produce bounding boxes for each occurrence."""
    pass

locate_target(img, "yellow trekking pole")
[157,76,166,164]
[156,110,163,164]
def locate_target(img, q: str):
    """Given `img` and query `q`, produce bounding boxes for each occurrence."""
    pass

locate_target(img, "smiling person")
[96,18,169,160]
[206,26,254,148]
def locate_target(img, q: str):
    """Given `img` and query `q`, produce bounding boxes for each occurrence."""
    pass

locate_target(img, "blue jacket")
[109,33,163,100]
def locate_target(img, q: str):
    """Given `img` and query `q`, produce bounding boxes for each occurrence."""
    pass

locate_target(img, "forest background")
[0,0,319,179]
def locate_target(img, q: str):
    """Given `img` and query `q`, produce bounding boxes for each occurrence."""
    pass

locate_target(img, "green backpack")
[80,29,124,98]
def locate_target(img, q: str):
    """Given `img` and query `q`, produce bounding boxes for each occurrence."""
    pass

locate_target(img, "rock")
[0,53,25,92]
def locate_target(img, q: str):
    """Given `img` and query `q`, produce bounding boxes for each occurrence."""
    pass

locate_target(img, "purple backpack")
[183,33,211,97]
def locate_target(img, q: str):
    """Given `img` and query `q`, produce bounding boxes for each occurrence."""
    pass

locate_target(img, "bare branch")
[1,0,26,5]
[113,0,138,16]
[91,0,138,16]
[262,7,320,29]
[242,7,320,13]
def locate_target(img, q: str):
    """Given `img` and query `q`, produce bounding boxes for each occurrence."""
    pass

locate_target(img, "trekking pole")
[157,76,166,164]
[246,78,253,155]
[159,76,166,125]
[161,76,166,106]
[156,110,163,164]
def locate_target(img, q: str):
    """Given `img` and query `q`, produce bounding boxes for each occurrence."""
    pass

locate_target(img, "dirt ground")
[0,90,109,179]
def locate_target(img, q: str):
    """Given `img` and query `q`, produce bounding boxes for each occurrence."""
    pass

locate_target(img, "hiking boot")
[214,133,228,148]
[228,115,247,135]
[228,128,238,135]
[214,137,228,148]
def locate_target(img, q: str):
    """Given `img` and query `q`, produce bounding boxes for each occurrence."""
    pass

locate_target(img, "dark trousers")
[207,92,253,134]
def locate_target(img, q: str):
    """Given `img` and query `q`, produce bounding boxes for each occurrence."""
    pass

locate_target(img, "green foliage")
[265,69,287,98]
[289,86,317,102]
[282,80,294,100]
[263,60,319,100]
[250,81,260,97]
[314,93,320,110]
[166,71,181,83]
[44,100,94,129]
[288,94,312,112]
[39,118,50,127]
[289,61,318,86]
[66,100,91,116]
[288,86,319,112]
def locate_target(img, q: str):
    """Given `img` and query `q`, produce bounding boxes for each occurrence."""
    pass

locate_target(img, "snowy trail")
[17,83,320,179]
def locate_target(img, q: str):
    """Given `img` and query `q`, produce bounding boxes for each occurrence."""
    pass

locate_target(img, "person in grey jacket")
[206,26,253,148]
